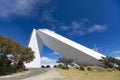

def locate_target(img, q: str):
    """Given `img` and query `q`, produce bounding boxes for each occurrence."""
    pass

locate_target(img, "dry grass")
[55,68,120,80]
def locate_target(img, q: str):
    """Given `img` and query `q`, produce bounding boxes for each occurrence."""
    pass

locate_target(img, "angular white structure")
[25,29,105,68]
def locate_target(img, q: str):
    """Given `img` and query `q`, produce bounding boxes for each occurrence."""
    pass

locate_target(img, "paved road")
[0,68,49,80]
[23,69,62,80]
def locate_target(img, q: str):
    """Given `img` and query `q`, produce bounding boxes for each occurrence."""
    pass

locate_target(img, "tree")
[46,65,50,68]
[99,56,120,70]
[54,65,57,68]
[0,35,35,75]
[99,56,115,68]
[57,57,73,69]
[41,65,45,68]
[16,47,35,69]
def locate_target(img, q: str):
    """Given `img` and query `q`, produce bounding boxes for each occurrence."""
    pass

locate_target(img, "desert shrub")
[57,64,66,69]
[107,68,118,72]
[41,65,45,68]
[87,67,92,71]
[87,66,106,72]
[99,56,120,70]
[57,57,73,69]
[54,65,57,68]
[116,67,120,71]
[46,65,50,68]
[75,66,79,69]
[0,65,16,76]
[79,66,85,71]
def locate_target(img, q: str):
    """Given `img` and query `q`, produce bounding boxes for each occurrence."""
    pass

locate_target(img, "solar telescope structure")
[25,29,105,68]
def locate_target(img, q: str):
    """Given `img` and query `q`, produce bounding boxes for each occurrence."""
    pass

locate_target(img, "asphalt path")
[0,68,49,80]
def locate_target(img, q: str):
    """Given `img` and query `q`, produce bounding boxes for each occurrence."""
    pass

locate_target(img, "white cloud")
[60,25,70,31]
[40,10,55,22]
[49,52,60,56]
[61,19,108,36]
[39,0,58,29]
[41,56,58,68]
[53,52,59,55]
[40,10,58,27]
[112,51,120,54]
[115,57,120,60]
[41,56,56,63]
[87,24,107,33]
[40,16,108,36]
[71,20,82,30]
[0,0,108,37]
[68,30,85,36]
[40,10,60,30]
[0,0,50,18]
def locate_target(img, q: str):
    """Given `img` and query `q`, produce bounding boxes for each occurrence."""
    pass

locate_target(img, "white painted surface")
[26,29,105,68]
[25,29,43,68]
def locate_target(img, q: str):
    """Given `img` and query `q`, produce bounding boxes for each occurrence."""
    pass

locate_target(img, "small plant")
[75,66,79,69]
[87,67,92,71]
[57,57,73,70]
[99,56,120,69]
[79,66,85,71]
[54,65,57,68]
[57,64,66,69]
[46,65,50,68]
[41,65,45,68]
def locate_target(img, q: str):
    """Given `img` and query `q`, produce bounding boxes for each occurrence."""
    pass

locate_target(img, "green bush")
[57,64,67,69]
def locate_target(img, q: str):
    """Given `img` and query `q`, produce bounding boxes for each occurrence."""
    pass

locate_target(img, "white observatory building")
[25,29,105,68]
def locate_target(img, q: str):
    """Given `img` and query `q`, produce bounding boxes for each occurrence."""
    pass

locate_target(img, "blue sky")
[0,0,120,65]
